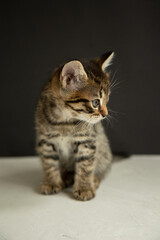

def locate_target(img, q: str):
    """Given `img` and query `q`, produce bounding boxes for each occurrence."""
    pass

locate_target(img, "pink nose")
[100,106,108,117]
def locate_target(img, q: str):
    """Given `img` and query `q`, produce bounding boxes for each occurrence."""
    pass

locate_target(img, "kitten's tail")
[112,152,131,162]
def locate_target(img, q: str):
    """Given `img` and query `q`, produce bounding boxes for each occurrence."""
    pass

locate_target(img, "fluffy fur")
[35,52,114,201]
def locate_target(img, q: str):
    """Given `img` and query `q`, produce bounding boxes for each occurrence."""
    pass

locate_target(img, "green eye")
[92,99,100,108]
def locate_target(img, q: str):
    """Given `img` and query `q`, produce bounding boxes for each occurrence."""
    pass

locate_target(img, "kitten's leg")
[73,157,96,201]
[73,141,96,201]
[37,139,63,194]
[40,156,64,194]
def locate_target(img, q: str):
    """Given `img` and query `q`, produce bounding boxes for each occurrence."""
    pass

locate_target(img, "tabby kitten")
[35,51,114,201]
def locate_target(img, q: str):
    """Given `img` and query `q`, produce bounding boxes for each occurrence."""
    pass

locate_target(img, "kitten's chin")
[89,118,102,124]
[74,115,102,124]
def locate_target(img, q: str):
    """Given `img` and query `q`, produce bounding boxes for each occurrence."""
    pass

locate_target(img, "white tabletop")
[0,155,160,240]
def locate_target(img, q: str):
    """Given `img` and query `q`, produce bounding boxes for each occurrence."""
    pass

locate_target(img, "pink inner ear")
[61,61,86,79]
[64,67,75,77]
[66,76,72,85]
[61,60,88,90]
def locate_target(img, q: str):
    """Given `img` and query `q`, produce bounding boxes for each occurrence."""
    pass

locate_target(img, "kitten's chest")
[55,136,73,161]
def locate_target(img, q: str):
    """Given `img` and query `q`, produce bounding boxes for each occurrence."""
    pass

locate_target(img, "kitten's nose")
[100,106,108,117]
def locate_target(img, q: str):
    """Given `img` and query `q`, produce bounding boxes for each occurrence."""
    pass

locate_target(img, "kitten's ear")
[60,61,87,91]
[97,51,114,72]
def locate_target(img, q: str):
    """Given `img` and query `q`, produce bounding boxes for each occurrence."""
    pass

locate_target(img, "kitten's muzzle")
[100,106,108,118]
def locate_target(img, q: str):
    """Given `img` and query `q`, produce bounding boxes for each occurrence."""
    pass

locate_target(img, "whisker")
[80,120,89,132]
[108,108,125,116]
[107,113,118,123]
[110,77,118,89]
[110,68,119,86]
[110,80,123,91]
[109,68,125,93]
[86,118,93,132]
[104,115,112,127]
[88,118,94,131]
[72,120,83,133]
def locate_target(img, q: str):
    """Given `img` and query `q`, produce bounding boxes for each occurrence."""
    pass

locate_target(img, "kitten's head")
[58,52,114,123]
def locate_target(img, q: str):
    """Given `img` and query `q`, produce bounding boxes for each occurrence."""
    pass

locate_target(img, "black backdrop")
[0,1,160,156]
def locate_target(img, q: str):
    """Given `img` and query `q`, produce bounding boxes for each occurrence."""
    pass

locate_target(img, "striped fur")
[35,52,113,201]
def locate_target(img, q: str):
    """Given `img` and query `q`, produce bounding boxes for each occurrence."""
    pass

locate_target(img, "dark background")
[0,1,160,156]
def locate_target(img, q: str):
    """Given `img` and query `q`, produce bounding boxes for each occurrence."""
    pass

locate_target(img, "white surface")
[0,156,160,240]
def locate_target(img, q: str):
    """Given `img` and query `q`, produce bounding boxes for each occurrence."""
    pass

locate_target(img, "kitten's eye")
[92,99,100,108]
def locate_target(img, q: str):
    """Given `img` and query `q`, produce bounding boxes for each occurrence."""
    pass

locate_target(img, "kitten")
[35,51,114,201]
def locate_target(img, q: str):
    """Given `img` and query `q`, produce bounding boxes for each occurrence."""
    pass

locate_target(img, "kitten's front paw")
[73,188,95,201]
[40,183,63,195]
